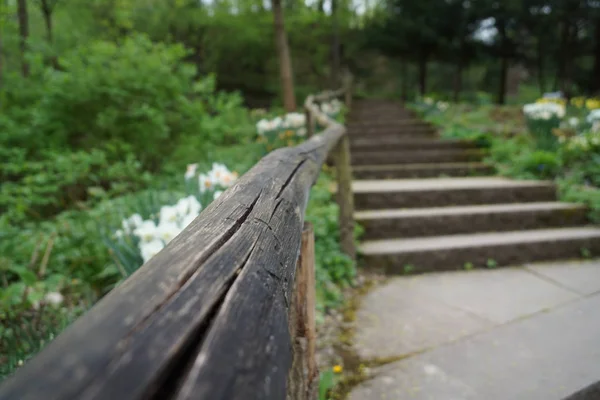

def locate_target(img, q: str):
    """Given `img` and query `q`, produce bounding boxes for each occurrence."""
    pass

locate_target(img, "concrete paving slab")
[354,280,493,360]
[349,293,600,400]
[526,260,600,296]
[394,268,580,324]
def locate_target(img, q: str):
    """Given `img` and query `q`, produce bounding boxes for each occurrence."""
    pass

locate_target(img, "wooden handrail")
[0,84,355,400]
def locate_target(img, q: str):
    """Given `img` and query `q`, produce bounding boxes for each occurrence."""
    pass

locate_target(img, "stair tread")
[355,202,586,220]
[361,227,600,254]
[352,177,554,193]
[352,162,489,172]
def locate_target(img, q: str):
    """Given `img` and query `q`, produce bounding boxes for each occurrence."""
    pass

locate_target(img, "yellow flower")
[586,99,600,110]
[286,130,294,138]
[571,97,586,108]
[333,365,343,374]
[278,132,285,140]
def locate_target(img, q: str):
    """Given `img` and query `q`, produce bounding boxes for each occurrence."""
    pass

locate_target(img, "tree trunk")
[17,0,29,78]
[496,18,508,105]
[593,18,600,94]
[41,0,53,43]
[498,55,508,104]
[418,53,427,96]
[536,38,545,94]
[317,0,324,12]
[556,16,569,94]
[330,0,340,86]
[272,0,297,111]
[453,60,463,102]
[400,59,408,103]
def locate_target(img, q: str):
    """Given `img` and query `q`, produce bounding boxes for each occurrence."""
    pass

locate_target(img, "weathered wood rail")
[0,86,355,400]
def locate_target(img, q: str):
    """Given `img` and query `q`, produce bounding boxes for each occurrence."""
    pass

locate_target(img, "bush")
[0,142,152,224]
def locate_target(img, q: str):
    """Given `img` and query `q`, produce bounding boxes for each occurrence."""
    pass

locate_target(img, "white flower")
[156,222,181,244]
[198,173,215,193]
[213,190,223,200]
[114,229,124,239]
[284,112,306,128]
[180,213,197,229]
[140,239,164,263]
[593,121,600,133]
[184,163,198,180]
[122,213,143,234]
[159,205,179,226]
[568,117,579,127]
[424,97,434,105]
[437,101,449,111]
[256,119,271,135]
[44,292,64,306]
[297,127,307,137]
[587,109,600,124]
[176,195,201,216]
[133,220,158,243]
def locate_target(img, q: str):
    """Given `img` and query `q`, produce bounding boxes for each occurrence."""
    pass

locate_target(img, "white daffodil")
[568,117,579,127]
[44,292,64,306]
[180,213,197,229]
[122,213,143,234]
[184,163,198,180]
[159,205,179,226]
[213,190,223,200]
[256,119,271,135]
[198,173,215,193]
[133,220,158,243]
[297,127,307,137]
[140,239,164,263]
[156,222,181,244]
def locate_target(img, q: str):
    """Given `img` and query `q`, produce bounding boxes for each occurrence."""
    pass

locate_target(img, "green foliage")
[1,143,151,224]
[306,171,361,312]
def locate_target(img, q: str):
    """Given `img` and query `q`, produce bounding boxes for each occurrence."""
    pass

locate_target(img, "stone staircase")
[349,99,600,273]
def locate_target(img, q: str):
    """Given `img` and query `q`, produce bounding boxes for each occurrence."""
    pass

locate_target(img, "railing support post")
[305,107,314,138]
[333,134,356,261]
[287,223,318,400]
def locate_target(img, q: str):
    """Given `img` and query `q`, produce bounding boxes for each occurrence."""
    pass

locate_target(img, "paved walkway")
[349,259,600,400]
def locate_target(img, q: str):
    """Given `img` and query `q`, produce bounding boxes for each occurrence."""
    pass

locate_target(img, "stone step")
[350,138,478,151]
[347,126,435,136]
[353,177,557,210]
[352,163,494,179]
[356,202,589,240]
[347,119,427,127]
[352,149,485,166]
[360,227,600,273]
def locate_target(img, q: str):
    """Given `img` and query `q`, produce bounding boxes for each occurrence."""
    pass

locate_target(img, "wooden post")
[286,223,318,400]
[305,107,314,138]
[333,134,356,260]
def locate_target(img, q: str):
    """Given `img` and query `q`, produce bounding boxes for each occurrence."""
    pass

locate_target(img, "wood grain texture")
[0,126,344,400]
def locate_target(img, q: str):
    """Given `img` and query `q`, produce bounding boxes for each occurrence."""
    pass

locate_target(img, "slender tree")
[272,0,297,111]
[17,0,29,77]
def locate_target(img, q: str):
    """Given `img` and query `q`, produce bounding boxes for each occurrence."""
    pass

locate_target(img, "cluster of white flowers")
[568,117,579,127]
[586,109,600,124]
[114,163,239,265]
[256,112,306,136]
[523,102,566,120]
[118,195,202,263]
[423,97,449,111]
[564,131,600,152]
[191,163,238,194]
[320,99,342,116]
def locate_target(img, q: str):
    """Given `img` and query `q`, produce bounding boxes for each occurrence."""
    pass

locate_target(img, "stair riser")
[358,208,589,240]
[354,186,557,210]
[348,120,428,127]
[352,151,484,165]
[348,127,435,135]
[353,165,494,179]
[350,142,477,152]
[348,133,437,142]
[363,237,600,274]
